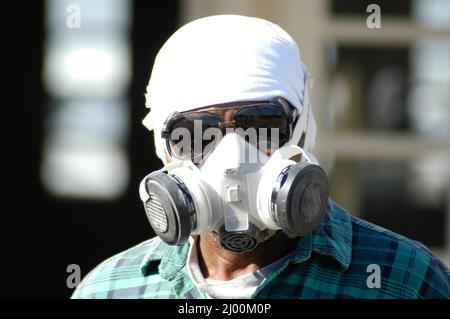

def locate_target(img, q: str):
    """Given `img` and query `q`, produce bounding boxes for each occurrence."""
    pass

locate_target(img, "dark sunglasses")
[161,98,298,162]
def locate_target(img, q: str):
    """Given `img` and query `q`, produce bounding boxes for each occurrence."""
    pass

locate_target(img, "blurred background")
[2,0,449,298]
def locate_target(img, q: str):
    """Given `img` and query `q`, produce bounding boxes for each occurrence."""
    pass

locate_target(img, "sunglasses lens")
[234,104,289,148]
[166,113,221,161]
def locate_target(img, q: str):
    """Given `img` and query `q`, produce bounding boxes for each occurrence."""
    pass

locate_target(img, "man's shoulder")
[343,207,450,298]
[348,210,442,263]
[71,237,171,299]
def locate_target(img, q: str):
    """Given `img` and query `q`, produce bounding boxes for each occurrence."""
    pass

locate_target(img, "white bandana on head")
[143,14,317,164]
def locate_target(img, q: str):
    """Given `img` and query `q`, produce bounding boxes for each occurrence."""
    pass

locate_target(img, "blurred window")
[42,0,132,200]
[325,0,450,253]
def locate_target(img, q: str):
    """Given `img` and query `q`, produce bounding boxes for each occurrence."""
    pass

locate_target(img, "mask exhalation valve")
[219,224,260,253]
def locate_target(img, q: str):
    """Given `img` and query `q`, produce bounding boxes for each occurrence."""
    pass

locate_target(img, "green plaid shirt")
[72,200,450,299]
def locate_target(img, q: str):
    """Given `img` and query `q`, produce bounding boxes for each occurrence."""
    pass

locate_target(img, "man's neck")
[197,231,297,281]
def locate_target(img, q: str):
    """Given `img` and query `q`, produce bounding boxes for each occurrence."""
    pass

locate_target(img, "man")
[72,15,450,299]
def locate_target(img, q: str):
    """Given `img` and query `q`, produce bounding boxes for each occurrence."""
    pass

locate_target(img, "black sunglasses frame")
[161,97,298,161]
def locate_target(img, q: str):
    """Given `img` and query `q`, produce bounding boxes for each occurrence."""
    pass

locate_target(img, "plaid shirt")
[72,200,450,299]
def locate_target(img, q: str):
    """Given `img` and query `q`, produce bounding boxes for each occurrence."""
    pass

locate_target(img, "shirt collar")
[291,199,353,271]
[140,199,353,277]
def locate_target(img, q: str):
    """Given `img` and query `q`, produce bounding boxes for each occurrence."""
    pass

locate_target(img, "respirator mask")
[140,97,329,253]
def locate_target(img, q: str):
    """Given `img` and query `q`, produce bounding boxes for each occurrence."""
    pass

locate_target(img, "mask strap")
[288,72,312,149]
[302,76,314,152]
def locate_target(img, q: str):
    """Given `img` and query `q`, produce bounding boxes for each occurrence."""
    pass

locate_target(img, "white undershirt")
[186,236,286,299]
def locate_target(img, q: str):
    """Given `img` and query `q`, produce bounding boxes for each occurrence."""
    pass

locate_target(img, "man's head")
[139,15,327,253]
[142,14,317,164]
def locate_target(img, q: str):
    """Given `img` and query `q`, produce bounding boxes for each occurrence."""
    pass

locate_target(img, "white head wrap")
[143,15,316,164]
